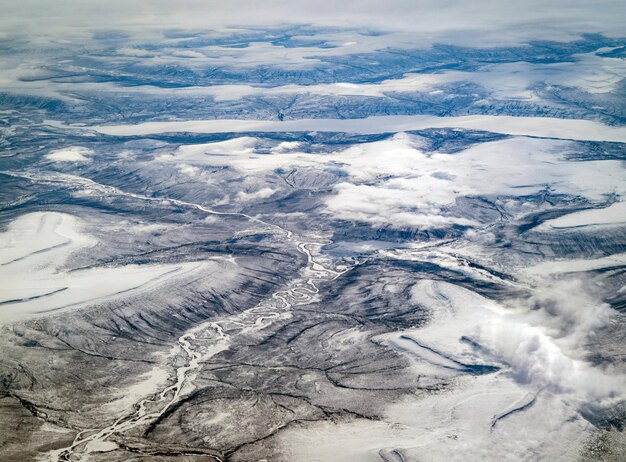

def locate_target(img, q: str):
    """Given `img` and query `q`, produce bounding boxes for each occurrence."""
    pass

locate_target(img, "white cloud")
[236,187,276,202]
[176,163,200,176]
[45,146,93,162]
[116,47,154,57]
[324,134,624,228]
[157,133,625,229]
[3,1,626,49]
[325,181,477,228]
[282,277,625,461]
[399,278,626,401]
[271,141,301,153]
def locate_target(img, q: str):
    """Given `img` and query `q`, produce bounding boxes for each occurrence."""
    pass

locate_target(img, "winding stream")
[36,172,351,461]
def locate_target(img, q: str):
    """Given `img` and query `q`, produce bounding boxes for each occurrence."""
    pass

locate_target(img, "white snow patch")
[538,201,626,230]
[524,252,626,276]
[103,366,170,413]
[0,212,215,324]
[71,115,626,143]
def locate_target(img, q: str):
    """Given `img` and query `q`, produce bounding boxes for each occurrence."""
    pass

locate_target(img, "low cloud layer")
[161,133,626,228]
[476,280,625,404]
[3,1,626,49]
[403,277,625,426]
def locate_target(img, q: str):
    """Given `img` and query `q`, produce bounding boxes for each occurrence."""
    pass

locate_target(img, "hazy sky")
[2,0,626,47]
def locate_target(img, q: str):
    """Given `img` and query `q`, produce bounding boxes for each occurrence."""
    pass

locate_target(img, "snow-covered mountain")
[1,3,625,461]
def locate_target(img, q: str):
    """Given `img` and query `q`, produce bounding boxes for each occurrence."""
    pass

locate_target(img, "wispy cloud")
[3,1,626,48]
